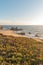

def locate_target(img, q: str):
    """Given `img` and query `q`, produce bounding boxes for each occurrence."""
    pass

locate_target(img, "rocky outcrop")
[0,26,3,29]
[10,27,23,31]
[17,32,25,35]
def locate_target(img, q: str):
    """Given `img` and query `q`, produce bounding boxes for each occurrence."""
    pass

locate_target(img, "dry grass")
[0,34,43,65]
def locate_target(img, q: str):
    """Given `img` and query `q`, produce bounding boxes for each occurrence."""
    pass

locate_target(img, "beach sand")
[33,38,43,42]
[0,30,43,42]
[0,30,25,37]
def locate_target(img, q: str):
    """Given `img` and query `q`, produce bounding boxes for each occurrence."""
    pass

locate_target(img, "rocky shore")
[0,29,43,42]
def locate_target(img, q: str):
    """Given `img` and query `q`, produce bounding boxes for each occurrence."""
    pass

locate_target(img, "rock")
[28,32,31,34]
[18,32,25,35]
[10,27,23,31]
[35,33,40,37]
[0,26,3,29]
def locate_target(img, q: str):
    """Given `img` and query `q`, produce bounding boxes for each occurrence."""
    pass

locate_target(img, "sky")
[0,0,43,25]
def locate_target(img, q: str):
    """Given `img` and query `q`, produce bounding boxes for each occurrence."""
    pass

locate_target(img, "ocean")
[3,25,43,39]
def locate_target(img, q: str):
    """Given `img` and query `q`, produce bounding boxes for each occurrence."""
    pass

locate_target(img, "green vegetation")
[0,34,43,65]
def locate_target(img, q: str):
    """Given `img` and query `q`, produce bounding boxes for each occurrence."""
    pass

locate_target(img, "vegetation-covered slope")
[0,34,43,65]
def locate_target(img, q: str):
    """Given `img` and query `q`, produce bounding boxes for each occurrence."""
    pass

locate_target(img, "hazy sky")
[0,0,43,25]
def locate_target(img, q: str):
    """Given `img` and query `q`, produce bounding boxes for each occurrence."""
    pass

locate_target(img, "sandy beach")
[0,30,43,42]
[0,30,25,37]
[33,38,43,42]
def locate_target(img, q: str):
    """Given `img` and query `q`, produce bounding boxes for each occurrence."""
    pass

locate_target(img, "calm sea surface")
[3,25,43,39]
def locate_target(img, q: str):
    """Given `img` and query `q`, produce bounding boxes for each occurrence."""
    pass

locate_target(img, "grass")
[0,34,43,65]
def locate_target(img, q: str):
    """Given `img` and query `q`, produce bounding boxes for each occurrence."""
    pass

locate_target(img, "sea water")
[3,25,43,39]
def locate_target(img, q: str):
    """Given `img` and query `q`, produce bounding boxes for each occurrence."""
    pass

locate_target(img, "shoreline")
[0,29,26,37]
[0,29,43,42]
